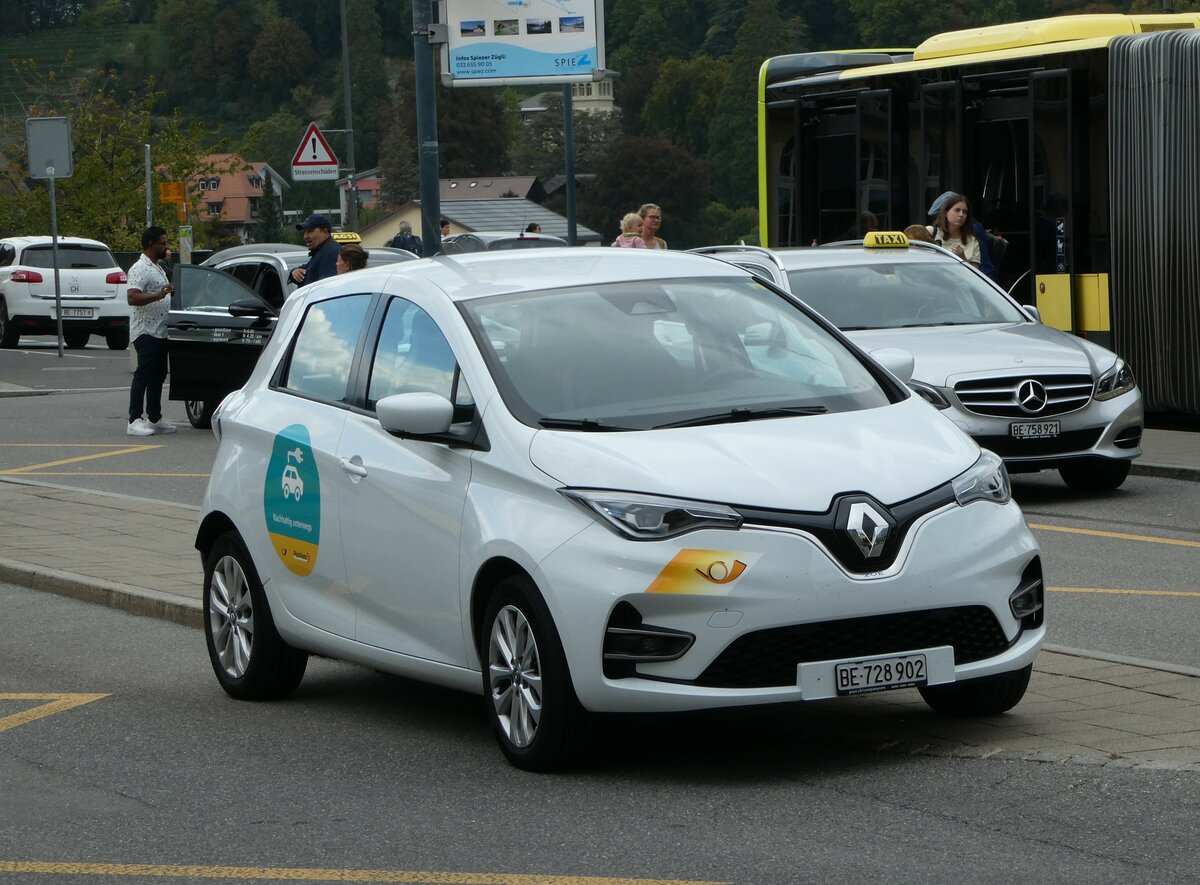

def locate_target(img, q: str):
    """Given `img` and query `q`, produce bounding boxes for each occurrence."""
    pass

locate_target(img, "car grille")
[974,428,1104,458]
[954,374,1094,417]
[694,606,1011,688]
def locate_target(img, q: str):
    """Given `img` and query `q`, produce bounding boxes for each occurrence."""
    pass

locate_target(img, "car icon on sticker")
[281,464,304,501]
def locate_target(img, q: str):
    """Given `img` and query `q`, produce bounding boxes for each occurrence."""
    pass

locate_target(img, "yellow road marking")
[1048,586,1200,598]
[0,693,109,733]
[21,472,210,477]
[0,863,724,884]
[1029,522,1200,549]
[0,444,140,447]
[0,444,161,475]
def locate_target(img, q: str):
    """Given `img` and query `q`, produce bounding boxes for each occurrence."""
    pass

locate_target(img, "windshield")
[463,277,894,430]
[786,260,1027,330]
[23,246,116,270]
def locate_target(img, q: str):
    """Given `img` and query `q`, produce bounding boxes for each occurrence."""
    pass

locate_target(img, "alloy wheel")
[208,554,255,678]
[488,604,543,748]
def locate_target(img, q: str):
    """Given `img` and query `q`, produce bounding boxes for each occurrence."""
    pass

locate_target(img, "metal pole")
[50,177,63,357]
[562,85,577,246]
[340,0,358,231]
[413,0,441,256]
[145,144,152,227]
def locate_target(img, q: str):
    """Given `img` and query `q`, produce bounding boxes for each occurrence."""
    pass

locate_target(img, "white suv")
[0,236,130,349]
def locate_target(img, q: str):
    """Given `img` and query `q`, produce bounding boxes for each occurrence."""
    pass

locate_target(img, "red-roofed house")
[190,154,289,243]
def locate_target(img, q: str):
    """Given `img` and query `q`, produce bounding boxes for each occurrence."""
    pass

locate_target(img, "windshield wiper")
[537,417,636,432]
[655,406,827,430]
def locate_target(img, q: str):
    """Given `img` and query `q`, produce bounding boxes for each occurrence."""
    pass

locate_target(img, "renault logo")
[844,501,891,558]
[1016,379,1048,414]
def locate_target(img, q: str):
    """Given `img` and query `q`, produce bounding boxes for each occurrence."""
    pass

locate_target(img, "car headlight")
[952,449,1011,506]
[909,380,951,409]
[560,489,743,540]
[1095,359,1136,401]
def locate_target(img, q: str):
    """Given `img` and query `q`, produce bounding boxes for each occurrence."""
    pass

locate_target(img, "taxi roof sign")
[331,231,361,244]
[864,231,910,248]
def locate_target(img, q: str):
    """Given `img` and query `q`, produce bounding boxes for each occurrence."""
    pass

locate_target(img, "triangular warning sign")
[292,123,338,167]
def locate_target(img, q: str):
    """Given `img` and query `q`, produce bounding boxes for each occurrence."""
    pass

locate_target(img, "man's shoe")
[127,418,154,437]
[147,419,177,435]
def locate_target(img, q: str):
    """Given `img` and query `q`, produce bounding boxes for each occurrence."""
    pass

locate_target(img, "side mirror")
[870,347,915,384]
[1022,305,1042,323]
[228,299,271,318]
[377,392,454,436]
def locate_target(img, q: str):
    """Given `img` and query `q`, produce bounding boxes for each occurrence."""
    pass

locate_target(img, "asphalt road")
[4,583,1200,885]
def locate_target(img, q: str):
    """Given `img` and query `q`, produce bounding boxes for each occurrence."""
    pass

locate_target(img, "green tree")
[847,0,951,46]
[239,109,336,216]
[641,56,730,158]
[707,0,802,206]
[580,135,714,248]
[0,68,219,250]
[330,0,388,170]
[377,99,418,208]
[249,17,314,107]
[252,175,285,243]
[510,94,621,180]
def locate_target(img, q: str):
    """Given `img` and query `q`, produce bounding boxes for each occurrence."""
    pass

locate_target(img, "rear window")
[22,246,116,270]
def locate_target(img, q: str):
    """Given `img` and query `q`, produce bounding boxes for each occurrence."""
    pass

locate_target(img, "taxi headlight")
[560,489,742,540]
[1095,359,1136,401]
[952,449,1011,506]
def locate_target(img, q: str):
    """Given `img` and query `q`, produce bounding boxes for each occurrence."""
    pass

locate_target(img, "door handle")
[339,456,368,479]
[173,321,199,330]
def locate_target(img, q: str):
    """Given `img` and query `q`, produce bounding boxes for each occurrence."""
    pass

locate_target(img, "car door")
[335,295,476,663]
[239,292,376,639]
[168,264,276,403]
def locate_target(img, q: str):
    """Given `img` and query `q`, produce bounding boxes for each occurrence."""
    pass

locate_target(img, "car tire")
[481,574,587,771]
[186,399,215,429]
[203,530,308,701]
[1059,458,1131,492]
[64,331,90,349]
[0,301,17,348]
[105,329,129,350]
[918,664,1032,716]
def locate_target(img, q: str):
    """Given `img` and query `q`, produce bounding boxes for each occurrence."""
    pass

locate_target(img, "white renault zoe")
[198,248,1044,770]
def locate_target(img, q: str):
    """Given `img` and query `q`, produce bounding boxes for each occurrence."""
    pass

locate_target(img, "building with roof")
[190,154,289,243]
[360,197,601,248]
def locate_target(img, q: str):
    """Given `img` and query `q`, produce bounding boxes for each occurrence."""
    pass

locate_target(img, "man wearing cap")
[290,214,340,286]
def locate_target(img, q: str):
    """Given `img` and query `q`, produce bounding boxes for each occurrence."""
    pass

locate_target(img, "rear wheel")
[186,399,215,429]
[919,664,1031,716]
[0,302,17,348]
[63,330,90,349]
[105,329,129,350]
[482,574,587,771]
[1059,458,1131,492]
[203,531,307,700]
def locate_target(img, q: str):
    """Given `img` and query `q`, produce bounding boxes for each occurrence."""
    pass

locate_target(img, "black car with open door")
[167,263,278,429]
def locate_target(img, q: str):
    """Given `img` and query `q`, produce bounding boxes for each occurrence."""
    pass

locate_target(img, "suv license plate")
[1011,421,1059,439]
[58,307,94,318]
[835,653,927,696]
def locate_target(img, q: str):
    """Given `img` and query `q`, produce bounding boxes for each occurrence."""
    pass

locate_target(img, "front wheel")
[1059,458,1131,492]
[186,399,215,429]
[203,531,307,700]
[482,575,587,771]
[918,664,1031,716]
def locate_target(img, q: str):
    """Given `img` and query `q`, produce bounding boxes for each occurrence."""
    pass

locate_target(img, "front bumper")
[534,497,1042,713]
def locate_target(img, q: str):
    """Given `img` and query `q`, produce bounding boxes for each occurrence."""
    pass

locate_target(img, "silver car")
[694,239,1143,491]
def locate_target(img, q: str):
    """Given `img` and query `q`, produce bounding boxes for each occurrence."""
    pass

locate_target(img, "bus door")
[1030,70,1089,337]
[792,89,862,245]
[855,89,902,234]
[962,71,1036,302]
[918,82,963,224]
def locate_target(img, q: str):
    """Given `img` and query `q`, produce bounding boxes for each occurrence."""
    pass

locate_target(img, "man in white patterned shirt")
[125,226,177,436]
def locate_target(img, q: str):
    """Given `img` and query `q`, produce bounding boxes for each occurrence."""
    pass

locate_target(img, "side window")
[367,298,473,409]
[176,264,264,312]
[282,294,372,403]
[0,245,14,267]
[226,263,259,289]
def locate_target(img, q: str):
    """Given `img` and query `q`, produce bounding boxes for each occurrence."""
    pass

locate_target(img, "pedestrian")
[289,214,339,286]
[525,222,541,234]
[904,224,935,243]
[440,218,450,238]
[387,220,423,255]
[927,190,998,277]
[126,226,177,437]
[926,192,982,267]
[337,243,368,273]
[611,212,648,248]
[638,203,667,249]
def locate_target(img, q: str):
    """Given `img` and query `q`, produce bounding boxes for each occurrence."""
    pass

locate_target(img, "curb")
[0,558,202,628]
[1131,463,1200,483]
[0,386,128,398]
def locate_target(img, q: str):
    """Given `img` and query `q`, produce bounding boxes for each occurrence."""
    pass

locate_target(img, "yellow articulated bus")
[759,14,1200,414]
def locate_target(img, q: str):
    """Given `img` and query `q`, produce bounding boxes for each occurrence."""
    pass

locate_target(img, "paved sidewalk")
[1,428,1198,770]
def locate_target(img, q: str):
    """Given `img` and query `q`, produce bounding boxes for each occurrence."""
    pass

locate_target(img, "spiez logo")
[647,550,761,595]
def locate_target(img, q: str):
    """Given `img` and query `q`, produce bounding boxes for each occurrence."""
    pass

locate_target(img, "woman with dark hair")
[927,193,981,267]
[336,243,368,273]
